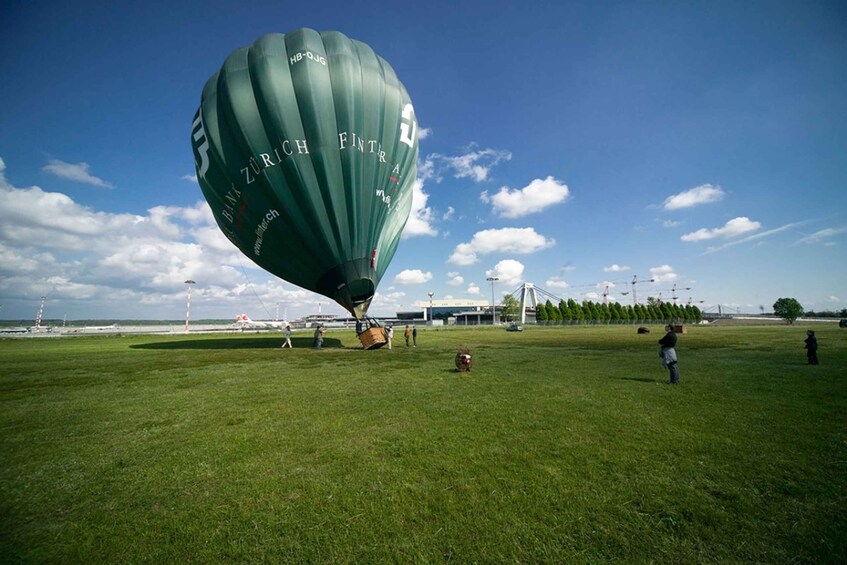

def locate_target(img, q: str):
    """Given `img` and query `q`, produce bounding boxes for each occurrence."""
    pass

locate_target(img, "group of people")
[657,324,822,385]
[279,321,422,350]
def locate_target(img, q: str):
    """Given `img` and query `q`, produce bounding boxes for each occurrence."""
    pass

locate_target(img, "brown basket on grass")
[358,327,388,350]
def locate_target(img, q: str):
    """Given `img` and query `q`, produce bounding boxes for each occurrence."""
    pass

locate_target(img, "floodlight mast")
[35,296,46,330]
[486,277,499,324]
[184,280,196,333]
[427,291,434,322]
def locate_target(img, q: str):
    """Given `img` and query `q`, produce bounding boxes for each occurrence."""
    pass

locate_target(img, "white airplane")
[233,314,286,330]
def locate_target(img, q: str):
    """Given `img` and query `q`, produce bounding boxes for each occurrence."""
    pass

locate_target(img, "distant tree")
[570,299,584,323]
[536,302,548,322]
[546,300,561,322]
[619,303,630,323]
[559,300,572,321]
[646,296,659,308]
[501,294,520,322]
[773,297,804,324]
[691,305,703,322]
[582,301,596,322]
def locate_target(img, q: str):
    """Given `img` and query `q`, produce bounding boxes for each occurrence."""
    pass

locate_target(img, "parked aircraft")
[233,314,286,330]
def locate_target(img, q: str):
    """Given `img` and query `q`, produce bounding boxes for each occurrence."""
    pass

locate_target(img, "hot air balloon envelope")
[191,29,418,318]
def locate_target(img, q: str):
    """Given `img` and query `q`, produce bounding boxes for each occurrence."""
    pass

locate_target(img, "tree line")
[501,295,702,324]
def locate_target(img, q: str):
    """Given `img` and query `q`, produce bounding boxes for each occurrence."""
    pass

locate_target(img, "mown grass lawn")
[1,324,845,562]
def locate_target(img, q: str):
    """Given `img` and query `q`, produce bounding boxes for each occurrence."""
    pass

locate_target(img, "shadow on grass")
[614,376,660,383]
[130,337,344,350]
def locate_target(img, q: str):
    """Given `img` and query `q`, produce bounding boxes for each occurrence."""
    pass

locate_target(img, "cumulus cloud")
[545,277,569,289]
[649,265,678,283]
[442,206,455,221]
[467,283,481,295]
[0,157,332,319]
[480,176,570,218]
[681,217,761,242]
[402,179,438,238]
[182,174,198,183]
[417,127,432,140]
[603,264,629,273]
[42,159,114,188]
[448,227,554,265]
[446,271,464,286]
[662,184,724,210]
[485,259,525,286]
[393,269,432,284]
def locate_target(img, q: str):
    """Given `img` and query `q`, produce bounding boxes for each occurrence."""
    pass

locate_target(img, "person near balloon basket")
[658,325,681,384]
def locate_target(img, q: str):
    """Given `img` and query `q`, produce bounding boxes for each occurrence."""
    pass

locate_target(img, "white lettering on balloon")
[400,104,417,148]
[289,51,327,66]
[253,209,280,257]
[192,110,210,179]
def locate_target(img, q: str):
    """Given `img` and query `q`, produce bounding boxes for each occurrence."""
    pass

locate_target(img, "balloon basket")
[359,327,387,350]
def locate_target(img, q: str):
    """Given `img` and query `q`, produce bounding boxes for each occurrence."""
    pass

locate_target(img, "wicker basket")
[358,327,388,350]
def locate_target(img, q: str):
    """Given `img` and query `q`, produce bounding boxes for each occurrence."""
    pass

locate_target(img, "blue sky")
[1,1,845,321]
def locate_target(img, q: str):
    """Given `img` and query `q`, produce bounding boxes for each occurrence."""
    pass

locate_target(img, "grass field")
[1,324,845,563]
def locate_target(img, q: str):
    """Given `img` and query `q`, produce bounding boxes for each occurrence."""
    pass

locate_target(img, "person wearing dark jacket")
[658,325,681,384]
[805,330,818,365]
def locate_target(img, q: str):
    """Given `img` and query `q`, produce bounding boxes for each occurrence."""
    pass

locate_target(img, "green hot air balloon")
[191,29,418,319]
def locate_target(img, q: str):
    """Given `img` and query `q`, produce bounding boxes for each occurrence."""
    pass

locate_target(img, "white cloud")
[545,277,569,289]
[0,158,335,319]
[703,222,803,254]
[446,271,464,286]
[681,217,761,242]
[402,179,438,238]
[828,295,840,302]
[417,127,432,140]
[42,159,114,188]
[485,259,525,286]
[597,281,616,289]
[795,227,847,245]
[448,227,554,265]
[480,176,570,218]
[182,174,198,183]
[442,206,455,221]
[649,265,678,283]
[603,264,629,273]
[660,219,683,228]
[393,269,432,284]
[467,283,480,295]
[421,147,511,184]
[662,184,724,210]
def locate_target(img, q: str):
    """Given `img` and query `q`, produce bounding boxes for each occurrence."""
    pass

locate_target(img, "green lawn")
[1,325,845,563]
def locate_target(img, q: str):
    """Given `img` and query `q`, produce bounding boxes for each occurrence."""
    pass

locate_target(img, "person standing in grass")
[412,325,418,347]
[805,330,819,365]
[385,325,393,349]
[659,324,681,384]
[404,325,411,347]
[281,323,292,348]
[313,325,324,349]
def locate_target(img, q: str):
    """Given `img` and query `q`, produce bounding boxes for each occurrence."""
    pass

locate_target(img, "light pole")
[427,292,434,323]
[184,280,196,333]
[486,277,499,325]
